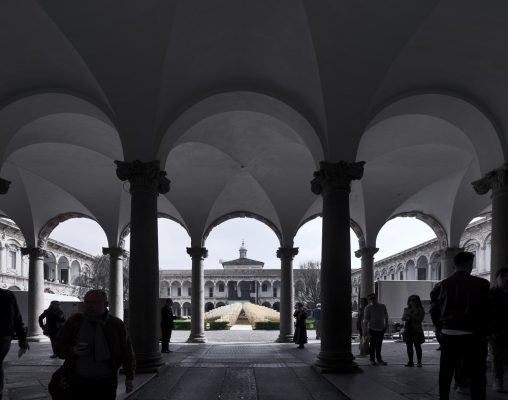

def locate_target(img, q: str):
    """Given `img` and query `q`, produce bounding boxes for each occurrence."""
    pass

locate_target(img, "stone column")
[276,247,298,343]
[473,164,508,282]
[102,247,126,320]
[21,247,46,337]
[355,247,378,298]
[0,178,10,274]
[187,247,208,343]
[440,247,462,279]
[311,160,364,372]
[115,160,169,371]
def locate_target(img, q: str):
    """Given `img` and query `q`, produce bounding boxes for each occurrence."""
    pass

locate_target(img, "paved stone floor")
[2,330,507,399]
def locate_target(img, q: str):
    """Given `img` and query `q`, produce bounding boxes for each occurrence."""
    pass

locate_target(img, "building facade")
[0,218,95,297]
[350,214,492,309]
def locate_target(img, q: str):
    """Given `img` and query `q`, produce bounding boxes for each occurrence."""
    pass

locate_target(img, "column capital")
[472,163,508,195]
[0,178,11,195]
[21,247,47,258]
[311,161,365,195]
[354,246,378,259]
[114,160,170,194]
[186,247,208,259]
[276,247,299,260]
[102,247,128,258]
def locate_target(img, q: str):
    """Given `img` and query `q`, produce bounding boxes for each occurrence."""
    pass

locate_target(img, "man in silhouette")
[160,298,178,353]
[364,292,388,365]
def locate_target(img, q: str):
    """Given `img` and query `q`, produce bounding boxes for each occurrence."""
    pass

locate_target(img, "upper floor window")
[273,287,278,297]
[262,283,268,292]
[188,287,191,296]
[399,271,404,280]
[8,250,16,270]
[177,287,181,297]
[209,287,213,297]
[218,283,224,292]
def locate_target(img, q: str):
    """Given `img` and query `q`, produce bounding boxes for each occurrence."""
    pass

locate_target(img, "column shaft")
[187,247,207,343]
[22,247,46,337]
[356,247,378,298]
[276,247,298,343]
[103,247,126,320]
[115,160,169,371]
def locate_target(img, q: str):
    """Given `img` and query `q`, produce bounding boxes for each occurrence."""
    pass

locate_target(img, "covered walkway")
[3,333,505,400]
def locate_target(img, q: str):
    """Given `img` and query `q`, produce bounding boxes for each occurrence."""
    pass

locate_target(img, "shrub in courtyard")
[207,321,230,330]
[173,320,191,330]
[254,321,280,330]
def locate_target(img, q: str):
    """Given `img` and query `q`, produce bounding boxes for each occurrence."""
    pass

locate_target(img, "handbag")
[48,363,73,400]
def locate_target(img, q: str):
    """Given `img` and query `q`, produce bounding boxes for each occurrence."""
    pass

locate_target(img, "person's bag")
[359,336,370,355]
[48,363,73,400]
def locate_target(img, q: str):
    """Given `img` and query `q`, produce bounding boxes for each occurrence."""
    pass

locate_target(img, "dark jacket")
[430,271,491,335]
[54,312,135,380]
[39,307,66,337]
[0,288,26,341]
[490,286,508,333]
[160,304,178,329]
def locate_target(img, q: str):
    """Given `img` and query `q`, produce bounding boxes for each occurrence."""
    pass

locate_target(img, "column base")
[187,333,207,343]
[134,351,165,373]
[275,334,294,343]
[315,350,362,374]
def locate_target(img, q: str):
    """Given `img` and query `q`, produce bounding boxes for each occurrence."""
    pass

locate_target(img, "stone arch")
[463,239,481,271]
[70,260,80,285]
[261,280,272,294]
[205,280,215,298]
[406,259,416,280]
[171,281,182,298]
[160,280,170,297]
[44,252,57,282]
[172,301,182,317]
[216,280,226,297]
[390,211,447,249]
[57,256,70,284]
[38,212,96,248]
[216,301,226,308]
[202,211,282,247]
[272,280,281,298]
[261,301,271,308]
[430,251,442,280]
[416,256,429,280]
[205,302,215,312]
[396,263,405,280]
[182,280,191,297]
[273,302,280,312]
[7,286,21,290]
[182,301,191,317]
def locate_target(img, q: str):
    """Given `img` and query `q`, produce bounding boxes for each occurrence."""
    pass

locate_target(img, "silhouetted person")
[357,297,368,339]
[54,289,134,399]
[311,303,321,340]
[364,292,388,365]
[490,267,508,392]
[402,294,425,367]
[430,251,491,400]
[0,288,29,400]
[293,302,308,349]
[160,298,178,353]
[39,301,66,358]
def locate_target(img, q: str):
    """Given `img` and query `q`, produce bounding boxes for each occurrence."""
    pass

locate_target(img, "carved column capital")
[472,163,508,195]
[311,161,365,195]
[276,247,299,260]
[115,160,170,194]
[102,247,128,259]
[0,178,11,195]
[354,247,378,259]
[186,247,208,260]
[21,247,48,259]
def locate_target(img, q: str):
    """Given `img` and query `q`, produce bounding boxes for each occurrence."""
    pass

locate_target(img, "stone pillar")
[0,178,10,274]
[102,247,126,320]
[115,160,169,371]
[440,247,462,279]
[21,247,46,337]
[473,164,508,282]
[0,243,5,274]
[276,247,298,343]
[187,247,208,343]
[311,160,364,372]
[355,247,378,298]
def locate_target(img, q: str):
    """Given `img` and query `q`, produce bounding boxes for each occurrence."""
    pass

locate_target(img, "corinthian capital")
[354,247,378,259]
[0,178,11,195]
[472,164,508,195]
[186,247,208,259]
[21,247,48,259]
[114,160,170,194]
[276,247,299,260]
[102,247,128,259]
[311,161,365,195]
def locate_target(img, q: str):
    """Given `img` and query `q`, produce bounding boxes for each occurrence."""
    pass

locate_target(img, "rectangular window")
[177,287,181,297]
[8,251,16,270]
[209,287,213,297]
[391,274,395,280]
[262,283,268,292]
[273,287,278,297]
[399,271,404,280]
[188,287,191,296]
[60,269,69,284]
[218,283,224,292]
[167,287,170,296]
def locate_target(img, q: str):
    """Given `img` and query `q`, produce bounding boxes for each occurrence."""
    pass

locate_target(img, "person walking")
[311,303,321,340]
[293,302,308,349]
[430,251,491,400]
[0,288,29,400]
[53,289,135,400]
[39,301,66,358]
[401,294,425,367]
[364,292,388,365]
[490,267,508,392]
[160,298,178,353]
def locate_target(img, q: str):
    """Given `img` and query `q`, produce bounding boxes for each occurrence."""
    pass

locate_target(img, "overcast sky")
[49,216,437,270]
